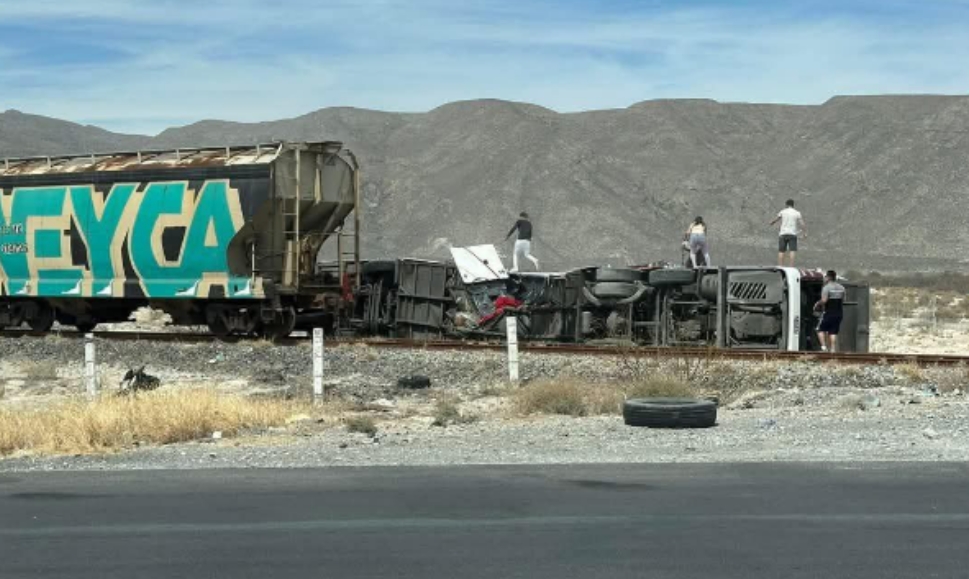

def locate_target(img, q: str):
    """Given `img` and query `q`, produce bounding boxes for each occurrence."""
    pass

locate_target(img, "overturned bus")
[342,245,870,352]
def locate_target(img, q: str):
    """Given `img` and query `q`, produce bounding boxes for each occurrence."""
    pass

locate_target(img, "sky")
[0,0,967,135]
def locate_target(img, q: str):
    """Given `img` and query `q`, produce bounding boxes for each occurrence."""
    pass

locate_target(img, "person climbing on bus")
[770,199,806,266]
[815,270,846,352]
[505,211,540,272]
[685,216,711,269]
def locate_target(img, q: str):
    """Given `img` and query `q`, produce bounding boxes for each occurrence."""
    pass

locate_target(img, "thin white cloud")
[1,1,967,134]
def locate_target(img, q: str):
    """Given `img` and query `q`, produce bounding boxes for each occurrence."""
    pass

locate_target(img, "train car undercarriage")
[337,245,870,353]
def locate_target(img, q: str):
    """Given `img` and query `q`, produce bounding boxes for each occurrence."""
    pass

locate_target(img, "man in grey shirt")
[815,270,846,352]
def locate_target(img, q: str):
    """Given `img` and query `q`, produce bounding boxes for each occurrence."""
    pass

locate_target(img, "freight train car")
[0,141,359,338]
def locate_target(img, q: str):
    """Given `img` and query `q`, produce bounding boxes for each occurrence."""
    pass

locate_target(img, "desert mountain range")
[3,95,968,272]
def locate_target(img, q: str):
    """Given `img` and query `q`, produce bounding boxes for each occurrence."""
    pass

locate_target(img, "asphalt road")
[2,463,968,579]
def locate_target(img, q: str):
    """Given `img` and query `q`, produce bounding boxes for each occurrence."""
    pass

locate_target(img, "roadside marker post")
[506,317,520,383]
[84,333,98,399]
[312,328,325,401]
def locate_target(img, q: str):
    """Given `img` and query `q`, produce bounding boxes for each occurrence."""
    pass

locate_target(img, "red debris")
[478,295,523,326]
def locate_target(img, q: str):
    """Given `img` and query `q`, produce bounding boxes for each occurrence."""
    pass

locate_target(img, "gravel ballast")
[2,335,968,471]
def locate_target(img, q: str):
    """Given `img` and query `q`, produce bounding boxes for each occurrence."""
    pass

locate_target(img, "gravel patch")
[3,391,968,471]
[3,334,969,471]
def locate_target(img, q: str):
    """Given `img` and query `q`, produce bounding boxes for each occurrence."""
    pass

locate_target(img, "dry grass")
[896,363,925,383]
[0,390,314,457]
[477,382,514,398]
[514,375,695,417]
[872,287,969,324]
[514,379,588,416]
[925,365,969,394]
[431,397,479,427]
[345,343,379,362]
[344,415,378,436]
[19,361,59,382]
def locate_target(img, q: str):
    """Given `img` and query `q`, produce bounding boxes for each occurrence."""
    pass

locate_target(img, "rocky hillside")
[0,109,147,157]
[3,96,969,271]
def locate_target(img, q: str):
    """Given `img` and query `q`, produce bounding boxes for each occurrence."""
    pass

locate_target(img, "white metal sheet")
[450,244,508,284]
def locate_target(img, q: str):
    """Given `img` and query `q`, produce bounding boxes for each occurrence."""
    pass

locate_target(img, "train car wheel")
[27,305,55,332]
[262,307,296,340]
[75,321,98,334]
[205,307,232,338]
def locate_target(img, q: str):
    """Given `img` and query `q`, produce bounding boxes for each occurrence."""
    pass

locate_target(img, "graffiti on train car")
[0,180,261,299]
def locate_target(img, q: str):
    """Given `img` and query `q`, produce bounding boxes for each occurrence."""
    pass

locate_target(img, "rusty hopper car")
[0,141,359,338]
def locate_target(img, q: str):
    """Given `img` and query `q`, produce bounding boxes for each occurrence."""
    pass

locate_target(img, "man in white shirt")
[769,199,806,266]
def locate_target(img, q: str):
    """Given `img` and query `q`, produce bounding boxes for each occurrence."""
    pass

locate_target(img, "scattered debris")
[211,431,223,440]
[118,366,161,395]
[923,427,940,440]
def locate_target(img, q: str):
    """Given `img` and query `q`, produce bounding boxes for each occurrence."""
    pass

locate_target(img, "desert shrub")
[431,397,478,427]
[625,375,695,399]
[895,363,925,384]
[514,379,588,417]
[344,415,378,436]
[514,375,695,417]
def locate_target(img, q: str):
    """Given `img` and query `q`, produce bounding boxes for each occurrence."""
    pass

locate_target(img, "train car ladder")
[337,164,363,288]
[282,148,302,287]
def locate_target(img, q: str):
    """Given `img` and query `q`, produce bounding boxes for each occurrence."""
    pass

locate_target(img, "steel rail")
[1,328,967,367]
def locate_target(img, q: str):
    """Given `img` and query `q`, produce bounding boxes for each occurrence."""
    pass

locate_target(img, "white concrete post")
[312,328,325,400]
[84,333,98,398]
[506,316,519,383]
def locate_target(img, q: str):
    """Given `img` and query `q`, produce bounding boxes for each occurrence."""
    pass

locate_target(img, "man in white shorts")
[769,199,806,266]
[505,211,539,272]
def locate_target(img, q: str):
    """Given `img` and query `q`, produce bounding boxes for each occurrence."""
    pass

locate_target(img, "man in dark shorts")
[815,270,846,352]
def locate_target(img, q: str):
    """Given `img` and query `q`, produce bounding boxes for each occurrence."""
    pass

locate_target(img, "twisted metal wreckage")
[343,244,870,353]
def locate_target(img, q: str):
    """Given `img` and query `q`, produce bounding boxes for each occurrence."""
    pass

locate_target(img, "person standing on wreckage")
[685,216,711,268]
[505,211,540,272]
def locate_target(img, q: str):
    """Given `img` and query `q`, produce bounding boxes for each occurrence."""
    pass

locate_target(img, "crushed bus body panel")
[348,247,870,353]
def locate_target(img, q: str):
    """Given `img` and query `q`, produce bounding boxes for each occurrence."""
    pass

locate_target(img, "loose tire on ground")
[648,268,696,288]
[595,268,643,283]
[398,375,431,390]
[623,397,717,428]
[591,282,640,299]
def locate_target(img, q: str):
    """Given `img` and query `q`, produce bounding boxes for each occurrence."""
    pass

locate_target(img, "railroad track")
[2,328,967,367]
